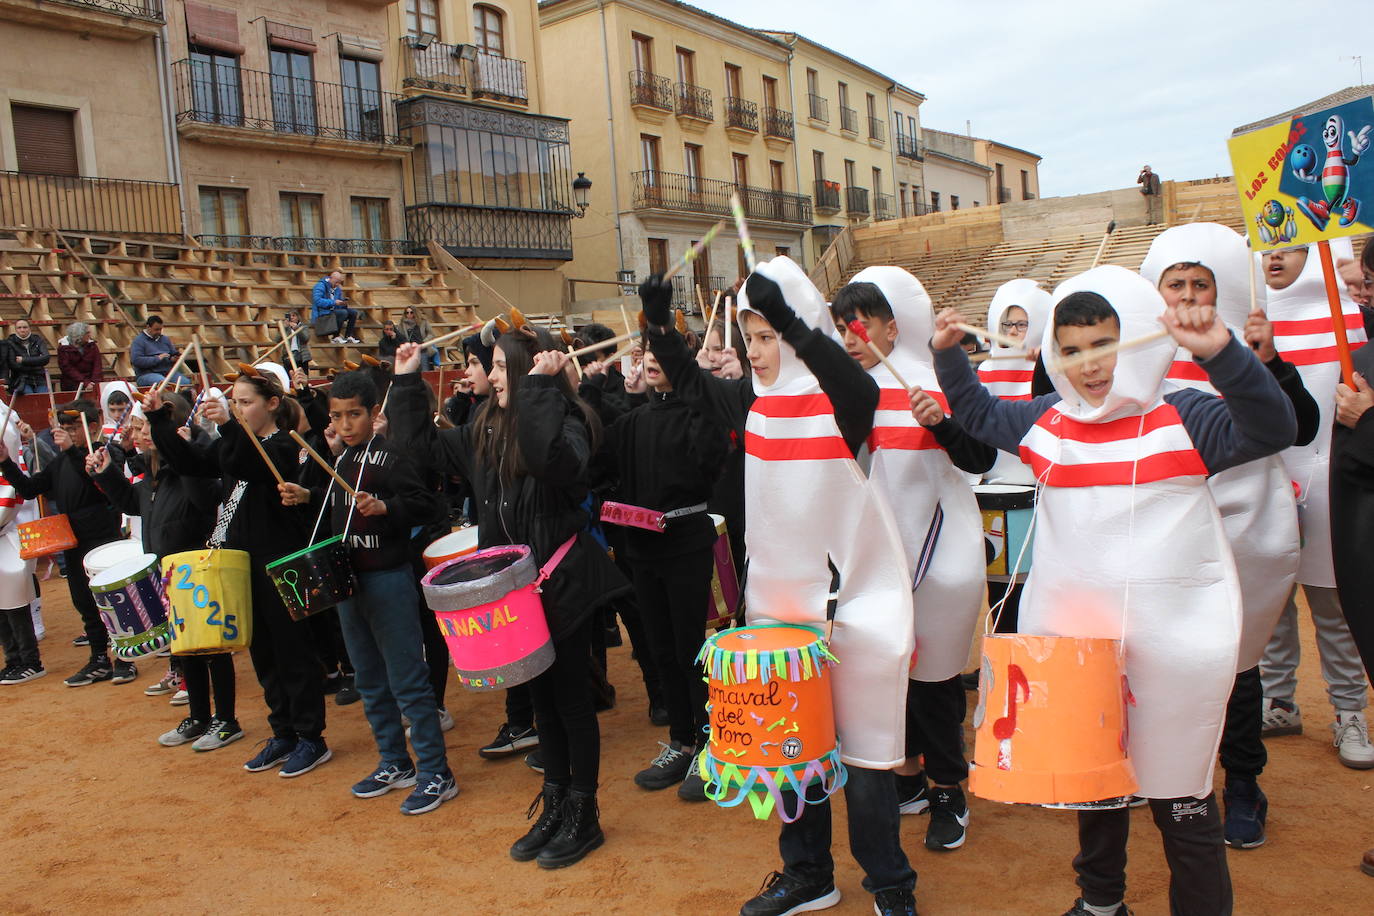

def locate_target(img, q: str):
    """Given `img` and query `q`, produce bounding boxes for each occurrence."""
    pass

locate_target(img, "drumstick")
[847,321,911,390]
[79,406,94,454]
[704,289,722,338]
[619,304,634,341]
[289,430,358,498]
[729,193,756,273]
[251,325,307,366]
[725,297,733,351]
[154,335,198,393]
[278,320,299,375]
[969,350,1030,363]
[954,322,1024,350]
[1048,328,1172,373]
[566,330,637,360]
[193,337,211,394]
[0,392,17,451]
[413,322,482,356]
[663,221,727,281]
[1089,220,1118,270]
[233,405,285,485]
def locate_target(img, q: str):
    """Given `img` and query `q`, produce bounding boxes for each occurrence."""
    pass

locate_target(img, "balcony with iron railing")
[472,50,527,103]
[845,186,870,215]
[896,134,923,161]
[171,59,407,156]
[868,117,885,143]
[2,0,164,36]
[670,274,728,309]
[193,235,416,255]
[632,171,812,226]
[1,170,181,235]
[807,93,829,123]
[813,179,841,214]
[763,106,794,142]
[998,186,1013,203]
[724,97,758,134]
[839,106,859,134]
[629,69,673,111]
[902,200,933,218]
[874,192,895,221]
[398,39,527,104]
[406,204,573,261]
[675,83,713,122]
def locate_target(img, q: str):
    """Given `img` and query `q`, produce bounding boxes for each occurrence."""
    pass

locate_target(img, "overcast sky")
[687,0,1374,198]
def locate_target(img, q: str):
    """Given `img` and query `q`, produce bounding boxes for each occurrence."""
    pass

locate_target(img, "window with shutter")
[11,104,79,177]
[184,1,245,55]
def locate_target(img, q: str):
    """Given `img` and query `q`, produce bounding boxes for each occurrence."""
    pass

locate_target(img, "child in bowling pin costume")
[931,266,1296,916]
[1257,240,1374,768]
[831,269,994,852]
[0,404,41,685]
[640,258,920,916]
[1140,222,1320,848]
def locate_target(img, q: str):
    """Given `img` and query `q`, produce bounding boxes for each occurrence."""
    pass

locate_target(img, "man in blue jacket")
[130,316,190,388]
[312,271,361,344]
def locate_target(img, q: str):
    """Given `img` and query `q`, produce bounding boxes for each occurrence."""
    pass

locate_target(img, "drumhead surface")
[90,553,160,591]
[424,527,480,558]
[268,535,346,569]
[711,624,823,654]
[84,539,143,574]
[431,548,522,587]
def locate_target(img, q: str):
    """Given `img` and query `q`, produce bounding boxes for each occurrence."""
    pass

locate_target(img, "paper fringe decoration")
[695,628,839,688]
[696,746,847,822]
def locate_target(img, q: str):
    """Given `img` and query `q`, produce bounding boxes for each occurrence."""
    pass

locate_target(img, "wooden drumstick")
[1048,328,1172,373]
[566,330,637,360]
[412,322,482,355]
[80,406,94,454]
[289,430,358,497]
[233,405,285,485]
[704,289,722,338]
[663,220,727,281]
[155,334,198,393]
[43,369,56,420]
[193,337,211,395]
[251,325,308,366]
[278,320,299,375]
[954,322,1024,350]
[846,320,911,390]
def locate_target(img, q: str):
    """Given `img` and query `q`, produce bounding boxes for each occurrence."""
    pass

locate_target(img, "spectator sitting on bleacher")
[58,321,104,391]
[400,307,438,370]
[378,320,402,361]
[4,319,51,395]
[130,315,191,388]
[311,270,361,344]
[281,310,313,373]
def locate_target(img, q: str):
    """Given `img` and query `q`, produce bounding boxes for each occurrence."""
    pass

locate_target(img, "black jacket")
[315,436,431,573]
[1329,343,1374,676]
[2,445,121,543]
[94,460,220,557]
[390,372,629,642]
[5,333,50,389]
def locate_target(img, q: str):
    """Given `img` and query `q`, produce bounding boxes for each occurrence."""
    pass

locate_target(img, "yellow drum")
[163,548,253,655]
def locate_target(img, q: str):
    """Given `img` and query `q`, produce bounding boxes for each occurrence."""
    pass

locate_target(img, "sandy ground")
[1,584,1370,915]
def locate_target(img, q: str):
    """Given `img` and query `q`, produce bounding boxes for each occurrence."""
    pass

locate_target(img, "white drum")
[422,526,480,570]
[83,538,145,582]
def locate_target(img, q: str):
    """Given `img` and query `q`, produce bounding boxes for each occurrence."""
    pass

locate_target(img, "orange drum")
[18,514,77,560]
[695,624,846,822]
[969,634,1138,806]
[422,526,480,570]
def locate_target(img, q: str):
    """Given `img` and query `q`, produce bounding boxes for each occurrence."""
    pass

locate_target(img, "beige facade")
[976,138,1041,204]
[889,85,926,218]
[920,128,992,214]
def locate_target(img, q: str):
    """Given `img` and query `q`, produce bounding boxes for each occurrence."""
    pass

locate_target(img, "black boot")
[536,788,604,869]
[510,783,566,862]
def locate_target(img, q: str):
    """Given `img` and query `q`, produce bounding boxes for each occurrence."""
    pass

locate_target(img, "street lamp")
[572,172,592,217]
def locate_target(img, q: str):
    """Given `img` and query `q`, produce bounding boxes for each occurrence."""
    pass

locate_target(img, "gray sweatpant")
[1260,585,1369,712]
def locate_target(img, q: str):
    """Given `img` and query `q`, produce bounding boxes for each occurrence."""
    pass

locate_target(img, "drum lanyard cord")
[986,422,1049,635]
[309,435,374,546]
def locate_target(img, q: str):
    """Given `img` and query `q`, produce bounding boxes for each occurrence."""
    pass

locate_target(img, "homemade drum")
[90,553,171,660]
[83,538,144,581]
[18,514,76,560]
[969,634,1138,806]
[695,624,846,822]
[266,534,357,622]
[974,484,1036,578]
[705,514,739,630]
[162,549,253,655]
[421,544,554,690]
[422,526,480,570]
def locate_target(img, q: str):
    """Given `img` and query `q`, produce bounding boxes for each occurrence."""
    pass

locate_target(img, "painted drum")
[422,526,481,570]
[163,549,252,655]
[974,484,1036,579]
[266,534,357,622]
[705,514,739,630]
[83,538,145,582]
[89,553,171,661]
[18,514,76,560]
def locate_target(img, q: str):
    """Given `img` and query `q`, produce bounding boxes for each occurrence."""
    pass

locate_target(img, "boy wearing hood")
[930,266,1296,916]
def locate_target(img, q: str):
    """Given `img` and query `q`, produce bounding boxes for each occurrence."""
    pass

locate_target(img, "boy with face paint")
[931,266,1296,916]
[640,260,921,916]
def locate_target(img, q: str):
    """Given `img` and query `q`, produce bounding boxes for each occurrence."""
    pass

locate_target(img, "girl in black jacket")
[90,395,239,750]
[390,327,628,869]
[146,375,327,779]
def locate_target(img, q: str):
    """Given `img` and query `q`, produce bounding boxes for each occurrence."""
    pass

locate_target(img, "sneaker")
[897,771,930,815]
[525,750,545,774]
[111,659,138,684]
[322,672,343,695]
[72,634,89,647]
[678,768,709,802]
[1261,698,1302,736]
[335,674,361,706]
[1222,777,1268,848]
[244,736,297,772]
[332,336,347,344]
[634,741,695,790]
[159,717,210,747]
[739,871,841,916]
[401,771,459,815]
[64,657,112,687]
[170,689,190,706]
[925,785,969,851]
[649,703,671,727]
[1334,711,1374,769]
[0,665,45,685]
[279,737,332,778]
[1062,900,1131,916]
[479,722,540,759]
[352,762,417,798]
[873,888,917,916]
[192,718,245,752]
[405,707,456,741]
[345,336,362,344]
[144,670,182,696]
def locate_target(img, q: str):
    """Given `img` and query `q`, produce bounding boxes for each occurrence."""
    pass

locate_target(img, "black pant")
[65,537,120,656]
[1219,667,1265,781]
[0,604,40,669]
[246,564,326,741]
[408,542,450,709]
[1075,795,1232,915]
[781,766,916,895]
[988,579,1023,633]
[631,547,713,747]
[308,609,353,677]
[506,682,534,731]
[604,528,662,704]
[184,652,236,723]
[905,676,968,786]
[528,617,600,793]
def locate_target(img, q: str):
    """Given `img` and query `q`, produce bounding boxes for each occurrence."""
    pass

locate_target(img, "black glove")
[638,273,673,329]
[744,272,796,333]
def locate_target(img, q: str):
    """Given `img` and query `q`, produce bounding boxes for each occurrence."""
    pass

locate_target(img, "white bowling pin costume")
[979,279,1052,486]
[844,266,985,684]
[738,256,915,768]
[1265,239,1366,587]
[0,406,36,609]
[1141,223,1299,671]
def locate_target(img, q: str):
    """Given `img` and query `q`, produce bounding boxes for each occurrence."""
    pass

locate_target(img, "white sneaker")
[332,336,347,344]
[345,336,362,344]
[406,707,455,740]
[1261,698,1302,737]
[170,689,190,707]
[1334,711,1374,769]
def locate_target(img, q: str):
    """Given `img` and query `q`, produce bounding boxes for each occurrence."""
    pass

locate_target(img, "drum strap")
[532,535,578,593]
[911,503,944,591]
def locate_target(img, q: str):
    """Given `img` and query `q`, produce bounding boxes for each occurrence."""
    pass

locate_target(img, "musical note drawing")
[993,663,1029,771]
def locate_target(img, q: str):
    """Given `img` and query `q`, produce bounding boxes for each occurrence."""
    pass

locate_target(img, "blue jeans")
[337,566,449,779]
[779,765,916,894]
[9,376,48,395]
[135,370,192,388]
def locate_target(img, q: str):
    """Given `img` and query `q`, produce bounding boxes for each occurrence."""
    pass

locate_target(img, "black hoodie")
[2,444,120,543]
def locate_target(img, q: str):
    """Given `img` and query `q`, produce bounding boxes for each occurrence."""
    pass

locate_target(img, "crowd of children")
[0,228,1372,914]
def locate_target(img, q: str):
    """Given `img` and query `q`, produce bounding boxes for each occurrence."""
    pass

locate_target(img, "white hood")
[100,380,137,428]
[1045,266,1173,424]
[986,279,1051,354]
[847,265,938,389]
[737,256,835,396]
[1265,238,1356,320]
[1138,223,1263,329]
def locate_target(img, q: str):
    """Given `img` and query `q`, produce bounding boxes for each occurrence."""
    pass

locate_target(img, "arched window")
[473,4,505,56]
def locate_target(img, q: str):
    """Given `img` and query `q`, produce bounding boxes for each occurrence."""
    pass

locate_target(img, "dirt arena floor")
[2,584,1370,915]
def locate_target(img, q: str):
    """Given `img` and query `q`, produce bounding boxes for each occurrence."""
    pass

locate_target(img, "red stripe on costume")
[1271,313,1365,335]
[1018,448,1208,487]
[0,497,19,507]
[1042,405,1186,445]
[1167,359,1209,382]
[867,425,940,451]
[1283,341,1367,366]
[979,369,1034,384]
[744,431,851,461]
[751,393,835,418]
[876,388,947,411]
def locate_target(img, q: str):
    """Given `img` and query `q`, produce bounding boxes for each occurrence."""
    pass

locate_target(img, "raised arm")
[517,365,588,489]
[387,347,475,482]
